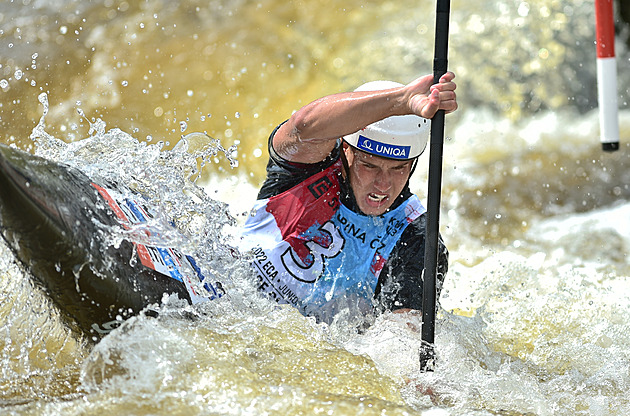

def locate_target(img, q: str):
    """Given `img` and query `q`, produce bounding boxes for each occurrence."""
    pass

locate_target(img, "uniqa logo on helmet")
[356,135,411,159]
[343,80,431,160]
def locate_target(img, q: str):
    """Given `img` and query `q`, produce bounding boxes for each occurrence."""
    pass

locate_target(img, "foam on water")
[2,0,630,413]
[72,302,415,415]
[0,106,420,414]
[2,91,629,416]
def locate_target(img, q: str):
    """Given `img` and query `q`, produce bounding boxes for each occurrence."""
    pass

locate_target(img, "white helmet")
[343,81,430,160]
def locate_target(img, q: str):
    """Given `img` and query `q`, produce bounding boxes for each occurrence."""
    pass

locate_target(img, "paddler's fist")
[404,71,457,119]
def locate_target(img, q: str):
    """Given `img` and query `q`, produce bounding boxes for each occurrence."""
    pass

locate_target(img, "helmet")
[343,81,430,160]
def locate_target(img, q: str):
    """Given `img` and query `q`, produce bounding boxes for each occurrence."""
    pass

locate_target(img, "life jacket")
[239,159,426,323]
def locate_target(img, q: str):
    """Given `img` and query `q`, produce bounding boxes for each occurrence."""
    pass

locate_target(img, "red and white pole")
[595,0,619,151]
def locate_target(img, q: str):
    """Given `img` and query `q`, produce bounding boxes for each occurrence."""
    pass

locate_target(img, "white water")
[2,0,630,414]
[2,96,629,415]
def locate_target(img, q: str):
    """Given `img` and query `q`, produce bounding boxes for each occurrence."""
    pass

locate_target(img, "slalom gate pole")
[420,0,451,372]
[595,0,620,151]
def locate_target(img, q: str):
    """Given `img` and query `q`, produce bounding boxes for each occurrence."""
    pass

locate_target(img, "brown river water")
[1,0,630,414]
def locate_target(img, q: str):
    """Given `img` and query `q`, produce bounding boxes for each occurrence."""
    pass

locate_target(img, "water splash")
[25,97,251,305]
[2,0,629,412]
[176,132,239,170]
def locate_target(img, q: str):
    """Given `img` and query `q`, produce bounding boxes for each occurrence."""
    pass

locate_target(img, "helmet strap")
[340,143,351,177]
[409,157,418,176]
[338,145,362,212]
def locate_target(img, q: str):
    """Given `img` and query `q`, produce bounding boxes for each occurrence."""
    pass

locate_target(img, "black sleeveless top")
[256,124,448,313]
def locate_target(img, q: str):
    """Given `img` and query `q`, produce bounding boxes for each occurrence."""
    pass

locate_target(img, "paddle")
[420,0,451,372]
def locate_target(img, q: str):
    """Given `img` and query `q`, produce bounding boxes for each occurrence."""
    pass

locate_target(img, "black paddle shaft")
[420,0,451,372]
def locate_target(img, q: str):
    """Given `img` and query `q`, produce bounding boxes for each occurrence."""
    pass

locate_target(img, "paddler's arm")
[273,72,457,164]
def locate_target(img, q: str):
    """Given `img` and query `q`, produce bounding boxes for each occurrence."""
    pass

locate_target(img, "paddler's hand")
[406,379,440,405]
[392,308,423,332]
[405,71,458,119]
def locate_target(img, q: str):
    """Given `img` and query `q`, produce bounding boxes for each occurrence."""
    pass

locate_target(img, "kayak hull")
[0,145,193,340]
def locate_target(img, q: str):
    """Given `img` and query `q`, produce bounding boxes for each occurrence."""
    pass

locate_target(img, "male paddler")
[239,72,458,325]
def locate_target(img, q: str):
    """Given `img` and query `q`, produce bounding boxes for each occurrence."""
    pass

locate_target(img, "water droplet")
[180,121,188,132]
[122,80,128,86]
[14,70,23,80]
[0,79,8,89]
[60,26,68,34]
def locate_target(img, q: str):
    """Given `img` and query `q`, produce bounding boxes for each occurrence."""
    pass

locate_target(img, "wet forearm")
[289,89,407,142]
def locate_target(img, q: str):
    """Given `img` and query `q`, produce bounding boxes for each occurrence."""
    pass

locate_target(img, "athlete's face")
[344,147,414,216]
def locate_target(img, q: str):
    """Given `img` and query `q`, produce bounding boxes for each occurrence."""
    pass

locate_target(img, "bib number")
[280,221,343,283]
